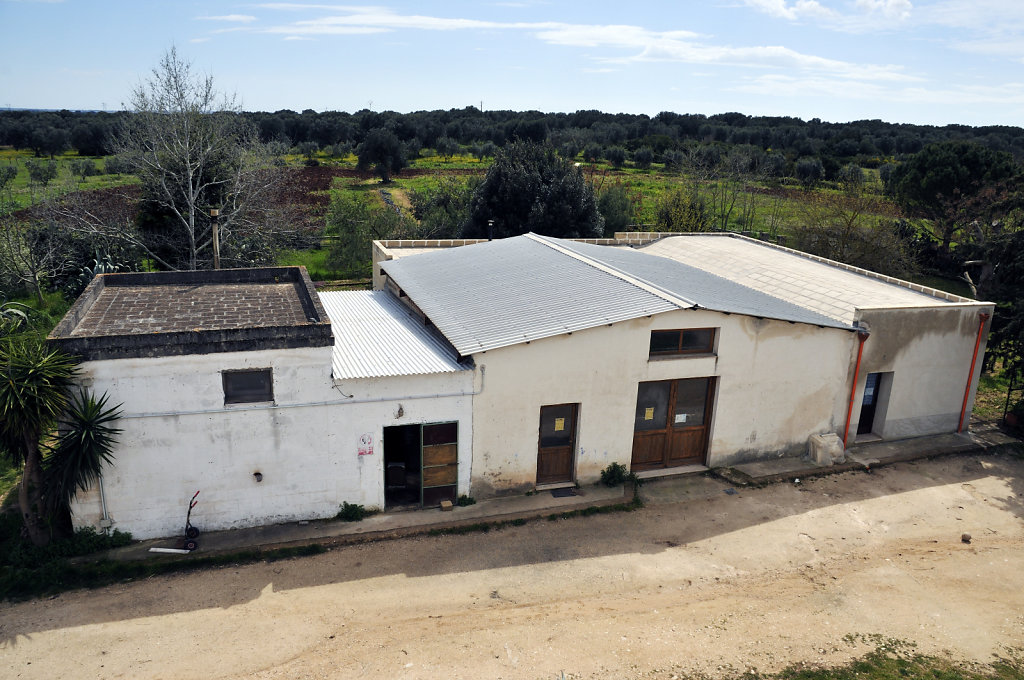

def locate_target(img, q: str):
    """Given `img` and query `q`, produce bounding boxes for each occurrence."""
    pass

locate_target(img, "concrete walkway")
[106,483,631,561]
[717,422,1020,486]
[101,422,1021,563]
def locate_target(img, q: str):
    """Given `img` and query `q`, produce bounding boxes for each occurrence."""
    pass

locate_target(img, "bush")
[456,494,476,507]
[604,146,627,169]
[600,462,631,487]
[336,501,372,522]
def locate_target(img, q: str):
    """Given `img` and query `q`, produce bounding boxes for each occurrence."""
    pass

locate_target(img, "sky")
[2,0,1023,127]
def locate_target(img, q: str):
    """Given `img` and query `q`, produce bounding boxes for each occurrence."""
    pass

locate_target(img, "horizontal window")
[649,328,716,357]
[223,368,274,404]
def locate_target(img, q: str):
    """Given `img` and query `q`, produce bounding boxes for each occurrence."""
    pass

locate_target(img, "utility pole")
[210,208,221,269]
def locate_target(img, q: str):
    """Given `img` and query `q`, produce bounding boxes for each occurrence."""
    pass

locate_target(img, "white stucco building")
[51,232,993,539]
[375,232,994,494]
[51,268,472,539]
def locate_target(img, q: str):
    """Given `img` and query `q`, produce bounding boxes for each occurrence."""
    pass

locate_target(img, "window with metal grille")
[223,368,274,404]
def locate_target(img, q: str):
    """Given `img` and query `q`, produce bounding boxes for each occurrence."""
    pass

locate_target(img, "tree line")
[4,104,1024,176]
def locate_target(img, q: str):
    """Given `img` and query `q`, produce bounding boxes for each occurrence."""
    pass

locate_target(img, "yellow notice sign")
[644,407,655,421]
[554,417,565,432]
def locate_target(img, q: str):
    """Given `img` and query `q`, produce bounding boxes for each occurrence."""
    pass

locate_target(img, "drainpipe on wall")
[97,473,112,532]
[957,312,991,433]
[842,331,871,449]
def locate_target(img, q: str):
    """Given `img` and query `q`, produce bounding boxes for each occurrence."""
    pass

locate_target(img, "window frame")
[222,368,275,405]
[648,328,717,358]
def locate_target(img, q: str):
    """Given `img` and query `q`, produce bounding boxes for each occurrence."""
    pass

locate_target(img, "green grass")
[910,274,975,298]
[0,149,137,210]
[2,290,71,341]
[276,247,341,280]
[975,361,1014,421]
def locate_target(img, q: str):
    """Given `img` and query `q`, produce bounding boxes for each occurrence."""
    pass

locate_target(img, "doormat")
[551,487,578,498]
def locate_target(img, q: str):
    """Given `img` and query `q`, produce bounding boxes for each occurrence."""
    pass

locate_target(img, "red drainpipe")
[957,312,991,433]
[842,331,870,448]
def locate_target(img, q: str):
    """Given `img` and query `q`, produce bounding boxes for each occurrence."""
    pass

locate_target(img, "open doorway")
[383,424,421,508]
[383,422,459,508]
[857,372,892,438]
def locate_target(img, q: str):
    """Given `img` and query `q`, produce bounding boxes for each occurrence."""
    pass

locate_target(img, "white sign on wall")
[358,433,373,456]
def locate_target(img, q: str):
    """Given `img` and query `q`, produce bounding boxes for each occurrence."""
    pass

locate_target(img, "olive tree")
[101,47,281,270]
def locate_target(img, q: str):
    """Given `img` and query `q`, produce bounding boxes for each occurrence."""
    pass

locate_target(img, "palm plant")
[44,389,122,517]
[0,338,78,546]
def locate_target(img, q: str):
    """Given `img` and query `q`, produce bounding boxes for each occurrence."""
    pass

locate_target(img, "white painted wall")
[467,309,854,495]
[70,346,473,540]
[848,304,994,440]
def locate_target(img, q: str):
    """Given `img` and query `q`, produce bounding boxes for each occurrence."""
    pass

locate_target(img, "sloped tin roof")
[319,290,467,379]
[380,234,851,356]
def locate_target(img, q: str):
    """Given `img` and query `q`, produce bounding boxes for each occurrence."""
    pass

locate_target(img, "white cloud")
[741,0,912,31]
[189,37,211,43]
[284,35,315,40]
[736,73,1024,106]
[197,14,258,23]
[253,7,909,84]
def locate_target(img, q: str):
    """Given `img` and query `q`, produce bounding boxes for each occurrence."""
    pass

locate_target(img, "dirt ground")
[2,453,1023,680]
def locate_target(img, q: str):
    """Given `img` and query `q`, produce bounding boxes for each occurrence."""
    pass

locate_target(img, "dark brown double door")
[537,403,578,484]
[631,378,714,471]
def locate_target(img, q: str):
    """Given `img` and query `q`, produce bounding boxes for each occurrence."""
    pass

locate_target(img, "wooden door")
[632,378,713,471]
[421,422,458,506]
[537,403,578,484]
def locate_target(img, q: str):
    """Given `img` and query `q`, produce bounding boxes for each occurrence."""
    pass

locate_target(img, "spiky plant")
[0,338,79,545]
[44,389,122,517]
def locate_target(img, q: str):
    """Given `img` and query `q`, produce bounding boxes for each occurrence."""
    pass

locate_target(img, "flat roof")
[49,267,333,361]
[638,234,971,325]
[319,290,468,379]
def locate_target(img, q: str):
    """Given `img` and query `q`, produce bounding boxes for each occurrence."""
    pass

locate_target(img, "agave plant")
[0,300,33,336]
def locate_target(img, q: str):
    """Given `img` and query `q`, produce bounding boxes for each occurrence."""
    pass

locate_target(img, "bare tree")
[0,214,73,305]
[105,47,282,270]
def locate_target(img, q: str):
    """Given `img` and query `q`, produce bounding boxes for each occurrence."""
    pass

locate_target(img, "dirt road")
[3,453,1023,679]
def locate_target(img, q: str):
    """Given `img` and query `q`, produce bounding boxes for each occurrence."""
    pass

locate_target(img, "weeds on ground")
[688,636,1024,680]
[0,511,134,600]
[456,494,476,506]
[336,502,375,522]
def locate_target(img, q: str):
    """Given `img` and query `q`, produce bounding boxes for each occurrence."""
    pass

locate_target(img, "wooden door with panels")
[536,403,578,484]
[631,378,714,472]
[421,422,459,506]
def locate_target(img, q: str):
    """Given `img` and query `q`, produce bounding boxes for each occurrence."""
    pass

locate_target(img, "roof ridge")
[525,233,698,310]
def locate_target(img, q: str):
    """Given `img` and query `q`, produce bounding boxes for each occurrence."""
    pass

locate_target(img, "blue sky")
[2,0,1023,126]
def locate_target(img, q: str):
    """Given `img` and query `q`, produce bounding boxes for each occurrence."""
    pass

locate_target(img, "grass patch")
[975,360,1013,422]
[909,274,975,298]
[276,247,342,281]
[754,636,1024,680]
[0,510,135,601]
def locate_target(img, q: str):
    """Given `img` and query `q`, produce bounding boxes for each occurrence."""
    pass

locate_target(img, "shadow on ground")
[1,450,1021,645]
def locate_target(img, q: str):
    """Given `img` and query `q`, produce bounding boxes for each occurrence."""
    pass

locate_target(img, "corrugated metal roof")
[319,290,467,379]
[549,236,851,330]
[379,236,679,355]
